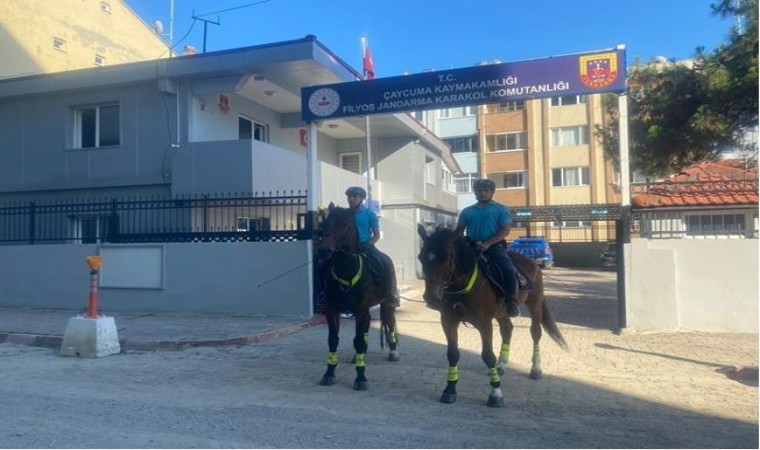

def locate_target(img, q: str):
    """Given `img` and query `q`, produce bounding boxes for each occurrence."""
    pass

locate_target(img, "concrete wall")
[626,238,758,332]
[0,241,313,318]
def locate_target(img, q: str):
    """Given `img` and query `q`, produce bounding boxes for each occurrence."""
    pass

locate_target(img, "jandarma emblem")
[308,88,341,117]
[579,52,619,88]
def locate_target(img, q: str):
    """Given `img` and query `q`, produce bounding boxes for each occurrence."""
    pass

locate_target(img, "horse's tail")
[541,301,569,351]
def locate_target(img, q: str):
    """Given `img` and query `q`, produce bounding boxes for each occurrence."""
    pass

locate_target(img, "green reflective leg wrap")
[327,351,338,366]
[500,343,510,360]
[388,331,397,344]
[354,353,366,368]
[489,367,500,384]
[447,365,459,382]
[533,344,541,362]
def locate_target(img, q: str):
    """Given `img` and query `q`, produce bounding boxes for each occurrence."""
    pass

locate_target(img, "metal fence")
[509,222,618,243]
[0,192,310,245]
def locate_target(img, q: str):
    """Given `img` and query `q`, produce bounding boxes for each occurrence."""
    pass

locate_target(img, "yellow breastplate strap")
[331,255,363,289]
[451,264,478,295]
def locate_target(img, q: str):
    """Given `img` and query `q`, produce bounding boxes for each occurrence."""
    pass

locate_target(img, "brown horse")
[417,224,567,407]
[316,204,400,390]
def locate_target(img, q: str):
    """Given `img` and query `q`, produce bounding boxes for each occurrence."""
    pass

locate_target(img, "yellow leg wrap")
[388,331,397,344]
[354,353,366,367]
[500,343,510,360]
[489,367,500,383]
[533,344,540,358]
[327,351,338,365]
[447,366,459,382]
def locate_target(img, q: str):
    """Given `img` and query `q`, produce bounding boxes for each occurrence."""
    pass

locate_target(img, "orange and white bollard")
[59,255,120,358]
[85,256,103,318]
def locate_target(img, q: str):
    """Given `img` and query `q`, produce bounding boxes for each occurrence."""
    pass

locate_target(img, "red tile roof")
[632,160,759,208]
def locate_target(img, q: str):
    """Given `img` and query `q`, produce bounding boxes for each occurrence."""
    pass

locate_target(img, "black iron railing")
[0,192,311,245]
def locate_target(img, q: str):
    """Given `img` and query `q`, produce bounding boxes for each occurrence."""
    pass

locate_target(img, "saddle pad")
[477,256,534,296]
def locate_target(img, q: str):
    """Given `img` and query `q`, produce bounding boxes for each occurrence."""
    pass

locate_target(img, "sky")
[126,0,737,77]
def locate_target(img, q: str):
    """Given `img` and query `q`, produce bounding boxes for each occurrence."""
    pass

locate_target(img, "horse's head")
[317,203,359,262]
[417,224,468,305]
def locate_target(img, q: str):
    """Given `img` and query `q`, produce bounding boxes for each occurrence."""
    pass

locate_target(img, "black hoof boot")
[487,395,505,407]
[353,380,369,391]
[440,392,457,404]
[320,375,336,386]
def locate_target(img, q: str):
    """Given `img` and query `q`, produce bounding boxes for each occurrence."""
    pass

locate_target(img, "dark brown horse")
[316,204,400,390]
[417,224,567,407]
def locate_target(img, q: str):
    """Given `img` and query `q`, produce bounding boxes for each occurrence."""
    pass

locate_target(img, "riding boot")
[505,272,520,318]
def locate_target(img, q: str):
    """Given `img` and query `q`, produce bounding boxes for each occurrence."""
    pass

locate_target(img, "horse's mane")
[423,227,477,274]
[322,205,359,251]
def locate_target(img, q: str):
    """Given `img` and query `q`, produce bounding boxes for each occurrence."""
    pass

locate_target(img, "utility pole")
[192,14,220,53]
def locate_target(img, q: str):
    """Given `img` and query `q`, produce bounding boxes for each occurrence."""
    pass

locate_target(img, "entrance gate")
[302,46,631,328]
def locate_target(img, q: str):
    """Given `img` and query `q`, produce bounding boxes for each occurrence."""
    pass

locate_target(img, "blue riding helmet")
[472,179,496,191]
[345,186,367,198]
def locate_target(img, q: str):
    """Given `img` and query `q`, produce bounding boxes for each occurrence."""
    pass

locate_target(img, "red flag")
[363,44,375,80]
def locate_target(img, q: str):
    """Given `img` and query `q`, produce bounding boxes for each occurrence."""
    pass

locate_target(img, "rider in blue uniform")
[345,186,400,308]
[456,179,520,317]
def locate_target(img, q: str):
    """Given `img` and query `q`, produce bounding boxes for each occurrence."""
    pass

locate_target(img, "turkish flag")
[363,45,375,80]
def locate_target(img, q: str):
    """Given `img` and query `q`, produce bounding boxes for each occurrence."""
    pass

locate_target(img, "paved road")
[0,268,757,448]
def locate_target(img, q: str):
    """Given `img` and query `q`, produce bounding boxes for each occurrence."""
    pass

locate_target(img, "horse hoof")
[529,369,543,380]
[439,393,457,404]
[319,376,336,386]
[487,395,505,408]
[387,351,400,362]
[353,380,369,391]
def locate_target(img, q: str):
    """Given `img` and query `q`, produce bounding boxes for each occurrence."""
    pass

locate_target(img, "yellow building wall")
[481,94,620,213]
[0,0,169,78]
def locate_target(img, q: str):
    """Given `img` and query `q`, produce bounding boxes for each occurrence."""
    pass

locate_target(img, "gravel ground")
[0,268,756,448]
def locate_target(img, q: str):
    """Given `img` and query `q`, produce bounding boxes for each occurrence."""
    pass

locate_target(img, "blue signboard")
[302,47,626,122]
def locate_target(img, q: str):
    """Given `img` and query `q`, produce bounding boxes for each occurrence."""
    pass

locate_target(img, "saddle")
[476,253,533,299]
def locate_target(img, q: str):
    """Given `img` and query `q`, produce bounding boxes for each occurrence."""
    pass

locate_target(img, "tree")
[597,0,758,178]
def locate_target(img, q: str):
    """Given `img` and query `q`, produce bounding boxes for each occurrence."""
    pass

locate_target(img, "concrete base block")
[59,316,121,357]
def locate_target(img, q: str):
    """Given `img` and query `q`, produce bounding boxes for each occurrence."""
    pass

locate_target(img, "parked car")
[599,242,617,268]
[508,237,554,269]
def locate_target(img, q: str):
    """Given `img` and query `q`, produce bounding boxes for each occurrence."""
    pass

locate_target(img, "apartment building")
[0,0,169,79]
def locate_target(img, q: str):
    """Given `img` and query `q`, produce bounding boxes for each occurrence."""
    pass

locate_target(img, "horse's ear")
[454,228,465,238]
[417,223,429,241]
[328,202,336,213]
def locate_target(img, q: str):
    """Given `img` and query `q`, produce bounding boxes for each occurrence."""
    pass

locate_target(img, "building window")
[76,104,120,148]
[71,216,112,244]
[440,106,475,118]
[53,37,66,51]
[100,2,111,13]
[553,220,592,228]
[491,101,524,113]
[685,214,746,236]
[488,171,525,189]
[339,152,362,174]
[550,125,589,147]
[236,217,271,232]
[94,54,106,66]
[444,136,478,153]
[552,167,590,186]
[486,131,527,152]
[551,95,588,106]
[238,116,268,142]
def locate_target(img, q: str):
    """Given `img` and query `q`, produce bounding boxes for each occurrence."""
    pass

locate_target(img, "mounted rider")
[456,178,520,318]
[344,186,401,308]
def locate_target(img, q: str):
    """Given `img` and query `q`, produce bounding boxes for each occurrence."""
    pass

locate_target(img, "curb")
[0,315,326,352]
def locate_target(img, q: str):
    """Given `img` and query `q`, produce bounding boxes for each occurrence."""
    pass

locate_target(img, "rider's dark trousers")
[483,242,518,304]
[364,245,398,297]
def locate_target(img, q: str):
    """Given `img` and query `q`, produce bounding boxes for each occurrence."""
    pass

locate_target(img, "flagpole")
[361,36,373,210]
